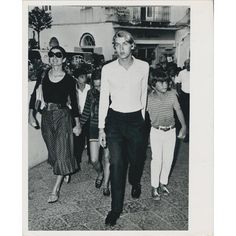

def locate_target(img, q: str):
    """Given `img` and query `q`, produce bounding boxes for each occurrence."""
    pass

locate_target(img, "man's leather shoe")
[131,184,141,199]
[105,211,120,226]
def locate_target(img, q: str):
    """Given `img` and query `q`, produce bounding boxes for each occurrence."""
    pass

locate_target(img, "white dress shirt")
[175,69,190,94]
[77,84,90,113]
[99,57,149,128]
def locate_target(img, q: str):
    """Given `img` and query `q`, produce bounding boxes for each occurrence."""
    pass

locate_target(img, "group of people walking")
[29,30,189,227]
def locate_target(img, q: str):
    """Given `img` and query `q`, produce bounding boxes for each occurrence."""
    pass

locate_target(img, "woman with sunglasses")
[29,46,81,203]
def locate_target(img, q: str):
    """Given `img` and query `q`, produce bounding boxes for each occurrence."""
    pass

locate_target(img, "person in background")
[147,71,186,201]
[99,30,149,226]
[167,65,178,89]
[49,37,59,49]
[176,58,190,142]
[80,70,110,196]
[156,54,168,72]
[73,68,91,167]
[29,46,81,203]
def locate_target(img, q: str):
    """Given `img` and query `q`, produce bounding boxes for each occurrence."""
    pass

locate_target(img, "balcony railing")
[105,7,170,24]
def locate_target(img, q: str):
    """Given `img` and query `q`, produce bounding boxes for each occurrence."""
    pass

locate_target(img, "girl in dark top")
[29,46,81,203]
[80,70,110,196]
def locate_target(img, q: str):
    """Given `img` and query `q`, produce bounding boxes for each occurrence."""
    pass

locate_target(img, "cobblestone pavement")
[28,140,189,231]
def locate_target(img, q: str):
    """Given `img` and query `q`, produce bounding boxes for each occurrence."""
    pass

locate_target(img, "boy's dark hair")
[73,68,88,78]
[151,70,170,87]
[152,70,169,80]
[91,69,101,83]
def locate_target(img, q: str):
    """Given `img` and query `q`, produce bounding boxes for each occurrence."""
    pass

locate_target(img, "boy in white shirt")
[73,68,91,168]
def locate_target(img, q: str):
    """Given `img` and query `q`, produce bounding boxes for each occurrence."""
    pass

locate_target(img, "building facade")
[29,5,190,66]
[28,5,190,168]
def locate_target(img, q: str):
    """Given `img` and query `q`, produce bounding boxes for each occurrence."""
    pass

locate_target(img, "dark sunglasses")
[48,51,63,58]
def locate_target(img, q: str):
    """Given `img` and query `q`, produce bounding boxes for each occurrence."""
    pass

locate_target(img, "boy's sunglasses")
[48,51,63,58]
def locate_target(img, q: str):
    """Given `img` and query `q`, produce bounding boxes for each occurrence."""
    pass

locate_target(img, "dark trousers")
[73,122,90,165]
[106,109,146,213]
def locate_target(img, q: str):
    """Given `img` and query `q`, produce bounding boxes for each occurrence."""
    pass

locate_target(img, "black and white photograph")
[23,0,213,234]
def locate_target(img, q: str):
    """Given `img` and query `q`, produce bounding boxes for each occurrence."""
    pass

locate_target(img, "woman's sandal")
[95,174,104,189]
[64,175,71,184]
[48,191,59,203]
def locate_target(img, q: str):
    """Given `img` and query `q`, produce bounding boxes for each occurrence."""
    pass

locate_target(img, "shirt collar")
[116,56,136,70]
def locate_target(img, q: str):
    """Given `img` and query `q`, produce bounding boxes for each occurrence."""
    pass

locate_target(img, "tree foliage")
[29,7,52,48]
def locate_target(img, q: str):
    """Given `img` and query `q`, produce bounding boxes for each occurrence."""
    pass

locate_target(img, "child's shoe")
[159,184,170,196]
[151,187,161,201]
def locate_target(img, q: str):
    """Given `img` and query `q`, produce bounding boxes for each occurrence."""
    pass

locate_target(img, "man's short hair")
[112,30,135,49]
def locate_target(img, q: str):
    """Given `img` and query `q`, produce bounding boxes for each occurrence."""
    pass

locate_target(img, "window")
[81,6,92,10]
[80,33,95,47]
[147,7,153,17]
[42,5,51,12]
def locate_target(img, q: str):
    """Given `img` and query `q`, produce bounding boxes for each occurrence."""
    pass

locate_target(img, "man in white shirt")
[73,68,91,167]
[99,31,149,226]
[176,58,190,141]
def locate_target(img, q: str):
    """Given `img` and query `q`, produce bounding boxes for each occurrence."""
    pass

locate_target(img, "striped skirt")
[41,108,78,175]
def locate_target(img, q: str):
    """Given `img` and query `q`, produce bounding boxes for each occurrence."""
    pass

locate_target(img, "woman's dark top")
[80,89,100,128]
[29,71,79,117]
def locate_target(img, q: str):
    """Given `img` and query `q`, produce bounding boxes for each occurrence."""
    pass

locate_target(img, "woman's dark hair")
[48,45,67,59]
[90,70,101,118]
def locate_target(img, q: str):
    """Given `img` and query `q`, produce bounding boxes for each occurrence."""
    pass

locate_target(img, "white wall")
[51,6,106,24]
[170,6,189,25]
[28,81,48,168]
[40,22,116,60]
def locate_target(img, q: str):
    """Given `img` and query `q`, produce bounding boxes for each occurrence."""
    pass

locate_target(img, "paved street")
[28,140,189,231]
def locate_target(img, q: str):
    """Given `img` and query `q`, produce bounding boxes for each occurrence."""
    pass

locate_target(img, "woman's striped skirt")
[41,108,78,175]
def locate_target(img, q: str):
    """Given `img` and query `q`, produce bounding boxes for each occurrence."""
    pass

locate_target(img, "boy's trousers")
[150,127,176,188]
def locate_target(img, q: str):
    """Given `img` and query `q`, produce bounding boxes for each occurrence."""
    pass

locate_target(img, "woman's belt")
[44,103,67,111]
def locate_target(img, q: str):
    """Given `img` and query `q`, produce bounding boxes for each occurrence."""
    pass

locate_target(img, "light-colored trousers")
[150,127,176,188]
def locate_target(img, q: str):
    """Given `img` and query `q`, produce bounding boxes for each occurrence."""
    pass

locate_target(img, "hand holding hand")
[99,129,107,148]
[73,124,82,136]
